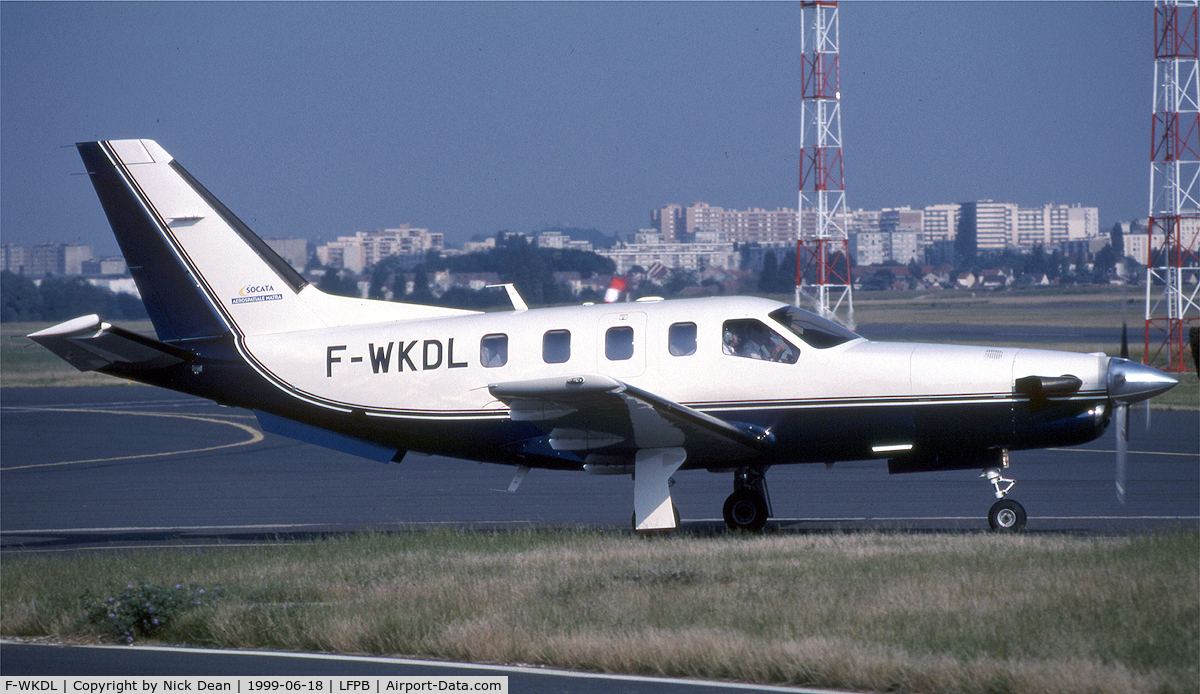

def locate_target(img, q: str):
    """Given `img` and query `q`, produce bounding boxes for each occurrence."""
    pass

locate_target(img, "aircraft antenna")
[1146,0,1200,372]
[795,0,854,328]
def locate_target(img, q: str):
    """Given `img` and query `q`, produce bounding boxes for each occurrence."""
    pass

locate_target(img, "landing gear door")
[599,311,647,378]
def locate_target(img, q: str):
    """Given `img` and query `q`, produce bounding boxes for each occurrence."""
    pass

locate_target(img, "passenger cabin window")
[722,319,799,364]
[605,326,634,361]
[480,333,508,367]
[668,322,697,356]
[543,329,571,364]
[768,306,861,349]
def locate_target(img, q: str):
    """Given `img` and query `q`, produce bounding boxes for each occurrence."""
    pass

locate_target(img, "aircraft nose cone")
[1107,358,1179,404]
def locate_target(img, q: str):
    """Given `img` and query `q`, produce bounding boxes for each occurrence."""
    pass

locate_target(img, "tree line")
[1,271,148,323]
[317,234,618,309]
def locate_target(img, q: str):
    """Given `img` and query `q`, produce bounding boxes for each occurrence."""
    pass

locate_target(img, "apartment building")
[535,231,593,252]
[1017,205,1099,247]
[2,243,93,276]
[316,225,444,273]
[264,237,310,271]
[600,230,740,276]
[922,204,960,245]
[653,203,797,246]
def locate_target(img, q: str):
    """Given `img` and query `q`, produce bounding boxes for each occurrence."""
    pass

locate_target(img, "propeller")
[1117,322,1130,505]
[1106,353,1178,505]
[1115,396,1128,505]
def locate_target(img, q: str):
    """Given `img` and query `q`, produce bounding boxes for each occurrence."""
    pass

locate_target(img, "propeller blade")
[1115,401,1128,505]
[1120,321,1129,360]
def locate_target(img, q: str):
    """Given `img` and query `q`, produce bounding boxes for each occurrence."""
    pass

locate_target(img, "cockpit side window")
[768,306,861,349]
[722,319,799,364]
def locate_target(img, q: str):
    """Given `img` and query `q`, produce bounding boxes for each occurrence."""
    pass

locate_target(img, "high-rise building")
[265,237,310,271]
[922,204,960,246]
[1017,204,1099,247]
[1,243,93,276]
[653,203,798,246]
[850,230,889,266]
[722,208,798,245]
[651,204,685,242]
[961,201,1019,251]
[686,202,724,239]
[600,230,740,275]
[316,225,443,273]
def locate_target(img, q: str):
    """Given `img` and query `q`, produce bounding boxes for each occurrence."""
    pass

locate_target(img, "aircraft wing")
[488,373,770,464]
[28,315,191,373]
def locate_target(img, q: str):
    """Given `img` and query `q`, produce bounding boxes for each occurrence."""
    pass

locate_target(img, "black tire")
[988,498,1027,532]
[723,489,769,532]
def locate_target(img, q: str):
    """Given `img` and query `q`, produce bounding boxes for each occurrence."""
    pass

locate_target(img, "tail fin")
[78,140,466,342]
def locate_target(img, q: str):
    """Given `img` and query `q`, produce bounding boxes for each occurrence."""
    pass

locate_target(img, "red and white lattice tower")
[795,0,853,327]
[1147,0,1200,372]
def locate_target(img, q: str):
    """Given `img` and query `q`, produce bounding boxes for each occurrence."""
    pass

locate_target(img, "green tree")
[38,276,122,320]
[664,268,697,295]
[759,251,778,293]
[1,271,43,321]
[369,256,408,300]
[409,267,435,304]
[317,269,361,298]
[1093,244,1121,283]
[777,250,798,290]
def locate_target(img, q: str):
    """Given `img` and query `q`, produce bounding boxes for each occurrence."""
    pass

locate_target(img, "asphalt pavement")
[1,384,1196,550]
[1,383,1196,684]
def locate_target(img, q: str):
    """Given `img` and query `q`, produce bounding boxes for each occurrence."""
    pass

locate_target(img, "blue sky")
[2,2,1149,257]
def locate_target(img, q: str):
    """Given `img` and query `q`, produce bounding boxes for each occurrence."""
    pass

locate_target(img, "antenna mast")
[796,0,853,326]
[1147,0,1200,371]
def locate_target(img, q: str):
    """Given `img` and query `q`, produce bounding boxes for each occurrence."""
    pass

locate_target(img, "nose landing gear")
[983,461,1026,532]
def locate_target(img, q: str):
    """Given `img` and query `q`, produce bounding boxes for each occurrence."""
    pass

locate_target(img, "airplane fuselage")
[162,294,1112,474]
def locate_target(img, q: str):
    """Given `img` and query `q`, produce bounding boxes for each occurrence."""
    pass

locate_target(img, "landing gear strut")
[983,459,1025,532]
[723,467,771,532]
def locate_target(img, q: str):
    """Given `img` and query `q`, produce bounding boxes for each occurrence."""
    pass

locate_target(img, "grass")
[1,320,156,387]
[2,529,1197,694]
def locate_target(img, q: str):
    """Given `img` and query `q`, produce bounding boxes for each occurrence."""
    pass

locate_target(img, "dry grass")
[2,529,1196,694]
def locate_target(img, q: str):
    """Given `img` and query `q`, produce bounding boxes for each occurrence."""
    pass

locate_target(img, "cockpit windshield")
[768,306,862,349]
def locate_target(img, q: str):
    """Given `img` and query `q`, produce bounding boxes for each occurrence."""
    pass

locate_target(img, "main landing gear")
[723,467,771,532]
[983,463,1026,532]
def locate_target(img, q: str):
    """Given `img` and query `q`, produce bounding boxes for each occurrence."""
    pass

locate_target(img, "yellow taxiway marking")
[2,408,264,471]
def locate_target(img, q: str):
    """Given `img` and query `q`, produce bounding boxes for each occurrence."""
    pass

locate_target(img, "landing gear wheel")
[723,489,769,532]
[988,498,1026,533]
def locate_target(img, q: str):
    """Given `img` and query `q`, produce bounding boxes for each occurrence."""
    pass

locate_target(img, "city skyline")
[3,3,1149,258]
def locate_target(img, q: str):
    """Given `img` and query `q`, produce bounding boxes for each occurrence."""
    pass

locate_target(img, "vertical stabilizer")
[78,140,317,341]
[79,140,473,342]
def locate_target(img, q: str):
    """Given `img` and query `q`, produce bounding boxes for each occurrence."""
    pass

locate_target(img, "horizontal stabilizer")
[28,315,191,372]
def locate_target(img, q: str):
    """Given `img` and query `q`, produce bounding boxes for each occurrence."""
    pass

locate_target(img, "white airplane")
[31,140,1179,532]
